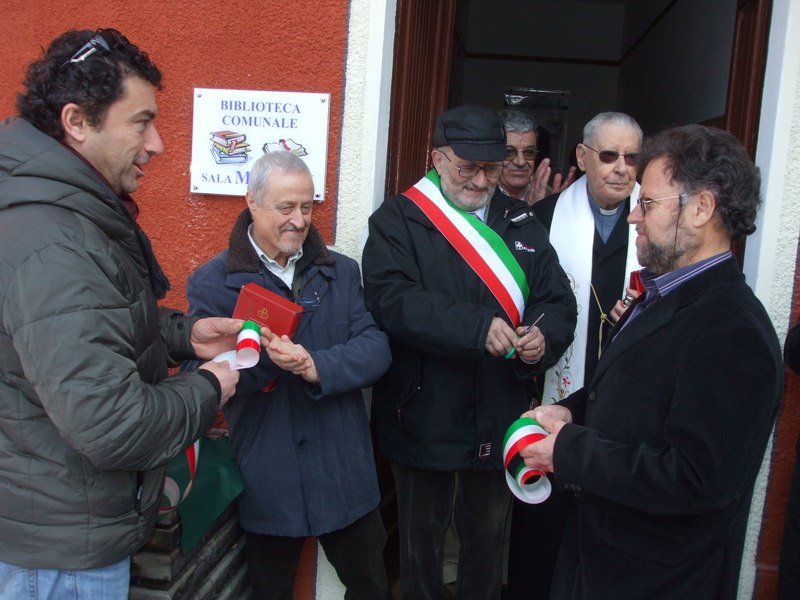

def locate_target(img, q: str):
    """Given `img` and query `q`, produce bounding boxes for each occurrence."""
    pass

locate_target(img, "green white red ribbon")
[160,438,201,516]
[503,417,552,504]
[213,320,260,370]
[404,170,530,326]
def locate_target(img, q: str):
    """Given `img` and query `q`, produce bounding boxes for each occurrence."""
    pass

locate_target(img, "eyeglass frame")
[636,193,690,215]
[60,32,112,70]
[437,149,504,180]
[504,145,538,162]
[583,143,639,167]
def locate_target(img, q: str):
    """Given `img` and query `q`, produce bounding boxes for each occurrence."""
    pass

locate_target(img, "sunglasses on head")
[583,144,639,166]
[59,30,118,71]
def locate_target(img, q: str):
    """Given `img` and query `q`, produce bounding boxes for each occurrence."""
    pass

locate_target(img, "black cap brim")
[450,141,508,162]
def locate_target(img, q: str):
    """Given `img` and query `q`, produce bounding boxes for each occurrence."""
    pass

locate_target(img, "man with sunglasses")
[519,125,781,599]
[362,105,576,600]
[496,108,577,206]
[507,111,644,599]
[0,30,241,597]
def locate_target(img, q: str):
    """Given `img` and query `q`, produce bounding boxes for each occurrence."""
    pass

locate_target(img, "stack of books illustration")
[210,130,250,164]
[262,138,308,157]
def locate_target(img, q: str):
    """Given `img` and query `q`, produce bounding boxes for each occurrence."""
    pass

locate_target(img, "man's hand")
[198,360,240,408]
[518,404,572,473]
[552,165,577,194]
[512,324,545,363]
[191,317,245,359]
[486,317,518,357]
[263,330,319,384]
[609,287,640,323]
[528,158,553,205]
[527,161,578,206]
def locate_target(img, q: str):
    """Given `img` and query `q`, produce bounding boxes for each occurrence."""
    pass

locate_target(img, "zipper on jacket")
[135,471,144,516]
[396,385,421,423]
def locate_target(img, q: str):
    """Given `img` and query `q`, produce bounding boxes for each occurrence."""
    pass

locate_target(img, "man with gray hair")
[507,111,644,599]
[363,105,576,600]
[186,151,393,598]
[496,108,576,205]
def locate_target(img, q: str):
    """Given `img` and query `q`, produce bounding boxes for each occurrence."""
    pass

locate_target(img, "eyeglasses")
[60,32,112,70]
[505,145,538,162]
[439,151,503,180]
[583,144,639,167]
[636,193,687,215]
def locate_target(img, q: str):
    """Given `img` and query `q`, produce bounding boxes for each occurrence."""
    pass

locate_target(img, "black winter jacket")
[363,186,576,470]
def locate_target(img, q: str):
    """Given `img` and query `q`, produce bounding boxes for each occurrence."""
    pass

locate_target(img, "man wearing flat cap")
[362,105,576,599]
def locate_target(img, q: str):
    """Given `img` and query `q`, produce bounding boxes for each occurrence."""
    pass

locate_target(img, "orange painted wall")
[0,0,348,312]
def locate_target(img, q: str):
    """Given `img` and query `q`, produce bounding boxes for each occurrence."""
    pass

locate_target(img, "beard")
[277,226,307,256]
[440,178,495,211]
[638,227,699,275]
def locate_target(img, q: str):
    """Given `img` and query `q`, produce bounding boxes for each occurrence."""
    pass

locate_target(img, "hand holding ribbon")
[192,317,245,359]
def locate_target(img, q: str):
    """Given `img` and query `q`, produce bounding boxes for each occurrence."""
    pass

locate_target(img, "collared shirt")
[623,250,733,328]
[470,205,488,222]
[587,189,624,244]
[247,224,303,288]
[644,249,733,299]
[497,183,527,201]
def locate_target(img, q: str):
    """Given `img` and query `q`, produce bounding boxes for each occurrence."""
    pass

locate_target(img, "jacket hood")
[0,117,170,298]
[0,117,133,228]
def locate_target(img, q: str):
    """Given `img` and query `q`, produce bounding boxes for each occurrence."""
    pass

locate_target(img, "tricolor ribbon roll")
[503,417,552,504]
[213,320,261,370]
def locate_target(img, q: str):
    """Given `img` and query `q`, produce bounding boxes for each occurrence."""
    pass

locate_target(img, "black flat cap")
[432,105,507,161]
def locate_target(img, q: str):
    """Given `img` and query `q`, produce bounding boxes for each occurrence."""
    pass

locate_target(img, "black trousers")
[245,508,391,600]
[391,461,510,600]
[506,480,573,600]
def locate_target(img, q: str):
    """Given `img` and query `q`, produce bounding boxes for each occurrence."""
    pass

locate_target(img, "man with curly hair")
[520,125,782,599]
[0,29,241,598]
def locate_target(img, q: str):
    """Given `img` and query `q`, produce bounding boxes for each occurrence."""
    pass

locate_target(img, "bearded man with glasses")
[518,124,781,600]
[507,111,645,599]
[362,105,576,600]
[0,29,243,598]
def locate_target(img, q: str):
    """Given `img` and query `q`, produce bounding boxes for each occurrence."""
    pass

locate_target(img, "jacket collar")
[224,208,335,274]
[593,256,743,385]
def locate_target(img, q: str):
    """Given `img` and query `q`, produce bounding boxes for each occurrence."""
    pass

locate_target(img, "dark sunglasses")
[505,146,538,161]
[584,144,639,166]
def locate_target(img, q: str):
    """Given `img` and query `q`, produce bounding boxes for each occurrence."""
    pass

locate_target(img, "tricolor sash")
[403,170,529,325]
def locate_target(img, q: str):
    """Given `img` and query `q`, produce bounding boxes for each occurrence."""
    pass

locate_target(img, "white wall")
[333,0,397,261]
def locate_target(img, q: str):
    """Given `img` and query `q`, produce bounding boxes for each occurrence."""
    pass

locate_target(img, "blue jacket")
[187,210,390,536]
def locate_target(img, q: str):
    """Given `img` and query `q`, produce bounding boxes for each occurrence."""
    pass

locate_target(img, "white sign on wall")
[190,88,330,199]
